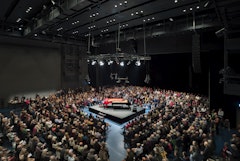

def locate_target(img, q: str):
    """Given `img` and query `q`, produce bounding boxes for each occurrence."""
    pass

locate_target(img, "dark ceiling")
[0,0,239,44]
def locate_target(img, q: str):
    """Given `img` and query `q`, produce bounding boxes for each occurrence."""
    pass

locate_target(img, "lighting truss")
[87,53,151,63]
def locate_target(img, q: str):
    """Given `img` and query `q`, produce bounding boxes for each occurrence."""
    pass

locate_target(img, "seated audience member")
[229,144,240,161]
[1,86,233,161]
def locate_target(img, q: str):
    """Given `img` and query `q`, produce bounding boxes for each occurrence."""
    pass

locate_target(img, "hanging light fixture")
[108,60,113,65]
[135,60,141,66]
[115,23,121,54]
[143,22,150,84]
[86,22,151,64]
[91,60,96,65]
[99,60,104,66]
[120,61,124,66]
[87,32,91,54]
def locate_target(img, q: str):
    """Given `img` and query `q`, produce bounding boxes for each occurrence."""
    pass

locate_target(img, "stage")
[89,105,145,124]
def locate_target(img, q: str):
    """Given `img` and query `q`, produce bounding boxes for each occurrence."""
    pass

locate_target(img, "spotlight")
[51,0,56,5]
[204,1,210,7]
[99,61,104,66]
[108,60,113,65]
[120,61,124,66]
[135,60,141,66]
[91,60,97,65]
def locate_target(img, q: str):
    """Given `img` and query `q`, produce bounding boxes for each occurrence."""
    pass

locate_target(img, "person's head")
[224,142,229,147]
[231,144,238,150]
[232,133,237,138]
[208,139,212,145]
[89,148,95,153]
[83,144,88,150]
[1,157,7,161]
[204,141,208,147]
[50,155,57,161]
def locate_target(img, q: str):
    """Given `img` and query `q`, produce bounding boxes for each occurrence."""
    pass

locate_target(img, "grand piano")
[103,98,131,109]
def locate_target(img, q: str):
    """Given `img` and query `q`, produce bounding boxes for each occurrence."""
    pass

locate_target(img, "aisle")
[105,120,126,161]
[82,107,127,161]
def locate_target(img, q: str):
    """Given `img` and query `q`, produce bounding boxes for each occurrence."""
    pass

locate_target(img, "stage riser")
[89,107,145,124]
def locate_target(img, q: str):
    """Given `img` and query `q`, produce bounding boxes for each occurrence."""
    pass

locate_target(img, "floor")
[105,120,126,161]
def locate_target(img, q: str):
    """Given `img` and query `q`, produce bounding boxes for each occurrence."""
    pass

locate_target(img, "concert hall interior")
[1,0,240,161]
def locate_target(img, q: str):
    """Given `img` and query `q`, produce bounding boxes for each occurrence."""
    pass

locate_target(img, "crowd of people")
[1,88,109,161]
[121,87,240,161]
[0,86,240,161]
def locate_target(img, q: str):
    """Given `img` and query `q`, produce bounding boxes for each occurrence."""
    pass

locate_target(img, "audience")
[0,86,238,161]
[1,88,108,161]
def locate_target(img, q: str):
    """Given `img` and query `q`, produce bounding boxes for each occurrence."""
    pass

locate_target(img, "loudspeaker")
[192,34,201,73]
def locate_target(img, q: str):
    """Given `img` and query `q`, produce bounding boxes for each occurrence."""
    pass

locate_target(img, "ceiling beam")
[94,16,220,44]
[212,0,226,28]
[87,0,99,3]
[3,0,20,21]
[24,0,93,36]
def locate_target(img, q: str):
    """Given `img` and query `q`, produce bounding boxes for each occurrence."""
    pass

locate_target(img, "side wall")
[0,43,61,105]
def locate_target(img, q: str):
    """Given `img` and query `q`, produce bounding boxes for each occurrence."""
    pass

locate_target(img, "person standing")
[218,108,224,128]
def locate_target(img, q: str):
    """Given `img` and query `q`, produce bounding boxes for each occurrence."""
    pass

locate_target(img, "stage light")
[99,60,104,66]
[204,1,209,8]
[135,60,141,66]
[87,53,151,65]
[108,60,113,65]
[91,60,97,65]
[120,61,124,66]
[51,0,56,5]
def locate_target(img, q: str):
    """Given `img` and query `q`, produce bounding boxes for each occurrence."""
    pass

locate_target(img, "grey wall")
[0,43,61,105]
